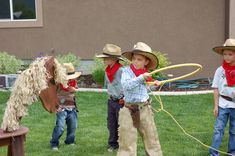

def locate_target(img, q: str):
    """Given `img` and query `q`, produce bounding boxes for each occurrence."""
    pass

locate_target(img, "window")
[0,74,18,89]
[0,0,11,19]
[0,0,43,28]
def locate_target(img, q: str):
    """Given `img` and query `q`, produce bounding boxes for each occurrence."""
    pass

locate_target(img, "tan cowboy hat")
[122,42,159,70]
[213,38,235,55]
[63,63,81,80]
[96,44,123,60]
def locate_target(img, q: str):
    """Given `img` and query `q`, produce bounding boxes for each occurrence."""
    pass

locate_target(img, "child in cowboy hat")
[96,44,124,152]
[50,63,81,150]
[209,39,235,156]
[117,42,162,156]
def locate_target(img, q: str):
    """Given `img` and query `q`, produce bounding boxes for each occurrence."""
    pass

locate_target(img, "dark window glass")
[0,0,11,19]
[13,0,36,20]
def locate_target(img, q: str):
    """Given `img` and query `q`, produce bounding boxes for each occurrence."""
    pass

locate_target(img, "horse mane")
[1,57,67,131]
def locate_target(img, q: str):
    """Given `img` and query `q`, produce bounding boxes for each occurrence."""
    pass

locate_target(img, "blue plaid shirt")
[121,66,149,103]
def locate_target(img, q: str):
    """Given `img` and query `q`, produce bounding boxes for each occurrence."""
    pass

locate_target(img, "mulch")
[77,75,213,91]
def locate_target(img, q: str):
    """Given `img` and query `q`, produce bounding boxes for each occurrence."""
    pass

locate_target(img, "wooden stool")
[0,126,29,156]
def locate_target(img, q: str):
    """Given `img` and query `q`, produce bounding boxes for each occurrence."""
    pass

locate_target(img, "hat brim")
[66,72,81,80]
[213,46,235,55]
[122,50,158,70]
[96,54,124,61]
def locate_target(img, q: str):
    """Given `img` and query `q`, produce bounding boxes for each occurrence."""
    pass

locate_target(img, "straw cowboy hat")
[122,42,159,70]
[96,44,123,60]
[63,63,81,80]
[213,38,235,55]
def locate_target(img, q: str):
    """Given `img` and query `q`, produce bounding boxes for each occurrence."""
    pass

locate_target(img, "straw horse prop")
[1,56,68,132]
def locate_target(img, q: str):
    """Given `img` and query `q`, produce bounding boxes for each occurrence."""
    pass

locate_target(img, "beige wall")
[0,0,226,77]
[230,0,235,38]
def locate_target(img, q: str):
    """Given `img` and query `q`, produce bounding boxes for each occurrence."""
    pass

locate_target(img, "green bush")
[120,57,131,66]
[151,51,171,79]
[56,53,80,68]
[0,52,22,74]
[91,57,105,86]
[92,69,105,86]
[20,59,32,71]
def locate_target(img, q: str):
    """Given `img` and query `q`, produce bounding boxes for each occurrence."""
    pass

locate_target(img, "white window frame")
[0,0,43,28]
[230,0,235,38]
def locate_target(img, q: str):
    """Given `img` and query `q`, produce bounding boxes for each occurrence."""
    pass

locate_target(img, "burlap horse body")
[1,56,68,132]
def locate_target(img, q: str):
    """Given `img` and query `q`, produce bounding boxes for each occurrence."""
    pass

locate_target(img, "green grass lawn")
[0,91,230,156]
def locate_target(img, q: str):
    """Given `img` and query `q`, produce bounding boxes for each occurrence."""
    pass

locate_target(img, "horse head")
[1,56,67,131]
[39,56,59,113]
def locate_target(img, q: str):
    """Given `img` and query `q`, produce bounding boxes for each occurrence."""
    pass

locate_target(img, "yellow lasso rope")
[148,63,233,156]
[147,63,202,85]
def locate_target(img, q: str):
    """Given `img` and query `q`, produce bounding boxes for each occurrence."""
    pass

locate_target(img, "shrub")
[0,52,22,74]
[56,53,80,68]
[120,57,131,66]
[92,69,105,87]
[91,57,105,86]
[151,51,171,79]
[20,59,32,71]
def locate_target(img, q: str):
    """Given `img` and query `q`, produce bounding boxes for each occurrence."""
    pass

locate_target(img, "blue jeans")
[50,108,78,147]
[209,107,235,156]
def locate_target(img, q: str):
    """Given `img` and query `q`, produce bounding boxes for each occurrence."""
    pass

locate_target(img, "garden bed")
[77,75,213,91]
[0,74,213,92]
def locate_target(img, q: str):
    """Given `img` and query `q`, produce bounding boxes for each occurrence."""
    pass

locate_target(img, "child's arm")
[213,88,219,117]
[152,80,161,86]
[142,73,152,80]
[211,67,221,117]
[68,86,78,92]
[121,70,146,90]
[67,80,78,92]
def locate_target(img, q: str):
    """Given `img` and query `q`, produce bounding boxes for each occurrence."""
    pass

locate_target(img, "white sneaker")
[52,147,58,151]
[66,143,75,146]
[107,146,118,152]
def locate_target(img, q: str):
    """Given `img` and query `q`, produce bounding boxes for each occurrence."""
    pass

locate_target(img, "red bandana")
[130,64,153,82]
[222,60,235,86]
[105,62,122,83]
[60,79,77,91]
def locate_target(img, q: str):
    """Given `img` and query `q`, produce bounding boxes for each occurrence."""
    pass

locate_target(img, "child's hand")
[153,80,161,86]
[57,105,64,112]
[213,106,218,117]
[68,86,76,92]
[142,73,151,80]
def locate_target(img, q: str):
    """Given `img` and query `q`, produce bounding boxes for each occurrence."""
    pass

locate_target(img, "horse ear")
[50,48,56,57]
[47,56,55,63]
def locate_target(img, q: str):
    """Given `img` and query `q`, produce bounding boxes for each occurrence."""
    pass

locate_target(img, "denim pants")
[107,99,123,148]
[209,107,235,156]
[50,108,78,147]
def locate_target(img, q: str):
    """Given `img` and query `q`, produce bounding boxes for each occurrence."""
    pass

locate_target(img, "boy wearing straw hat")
[96,44,124,152]
[209,39,235,156]
[117,42,162,156]
[50,63,81,150]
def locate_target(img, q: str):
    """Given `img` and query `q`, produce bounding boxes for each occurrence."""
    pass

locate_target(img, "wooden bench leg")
[8,135,25,156]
